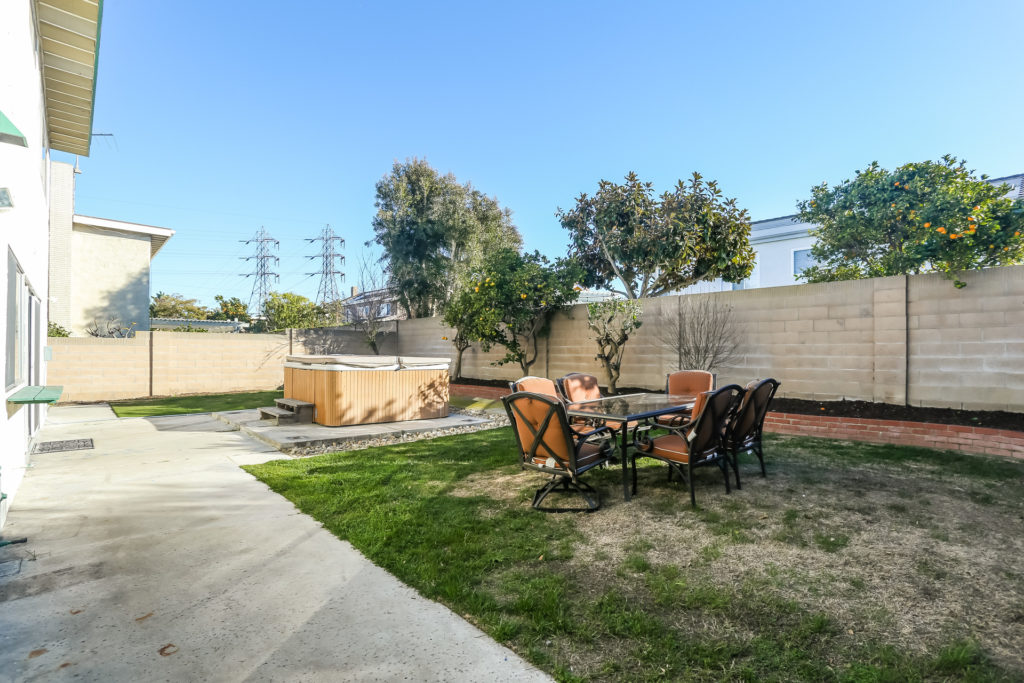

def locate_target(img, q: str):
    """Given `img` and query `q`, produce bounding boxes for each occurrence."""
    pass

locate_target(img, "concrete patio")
[212,408,492,454]
[0,405,549,681]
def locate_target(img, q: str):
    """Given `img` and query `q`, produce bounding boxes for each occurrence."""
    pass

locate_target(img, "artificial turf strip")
[109,390,284,417]
[243,429,1017,682]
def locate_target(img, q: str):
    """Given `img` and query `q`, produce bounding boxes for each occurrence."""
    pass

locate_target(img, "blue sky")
[60,0,1024,311]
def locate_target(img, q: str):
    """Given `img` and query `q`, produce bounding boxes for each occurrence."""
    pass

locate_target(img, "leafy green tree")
[457,248,581,375]
[208,295,250,322]
[586,299,643,395]
[47,321,71,337]
[262,292,326,331]
[442,279,489,381]
[149,292,210,319]
[558,172,755,299]
[370,158,522,318]
[797,156,1024,288]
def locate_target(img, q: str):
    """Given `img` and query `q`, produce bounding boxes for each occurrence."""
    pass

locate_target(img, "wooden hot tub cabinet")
[283,355,450,427]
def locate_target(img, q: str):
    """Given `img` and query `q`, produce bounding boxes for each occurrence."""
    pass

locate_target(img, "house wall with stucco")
[0,0,52,525]
[69,223,152,335]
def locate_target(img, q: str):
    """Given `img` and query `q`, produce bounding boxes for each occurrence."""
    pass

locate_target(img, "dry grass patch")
[248,429,1024,681]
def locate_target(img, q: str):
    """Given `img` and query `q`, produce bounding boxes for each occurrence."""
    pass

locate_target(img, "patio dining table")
[565,392,696,502]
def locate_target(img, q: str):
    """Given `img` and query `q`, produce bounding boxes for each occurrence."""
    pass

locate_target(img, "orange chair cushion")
[561,373,602,402]
[641,434,691,463]
[668,370,714,395]
[529,440,606,469]
[509,395,571,462]
[514,377,558,396]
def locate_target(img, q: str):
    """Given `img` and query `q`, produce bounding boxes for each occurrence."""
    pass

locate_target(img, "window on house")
[381,303,391,316]
[6,249,27,390]
[793,249,816,278]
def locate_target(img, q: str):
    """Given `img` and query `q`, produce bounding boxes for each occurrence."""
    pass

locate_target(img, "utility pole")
[240,227,279,317]
[306,224,345,322]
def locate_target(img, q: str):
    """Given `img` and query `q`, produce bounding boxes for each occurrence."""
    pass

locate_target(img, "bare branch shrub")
[85,318,137,338]
[656,296,740,373]
[342,255,391,355]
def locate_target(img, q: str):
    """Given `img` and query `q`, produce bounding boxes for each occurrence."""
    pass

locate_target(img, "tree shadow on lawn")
[245,430,1024,682]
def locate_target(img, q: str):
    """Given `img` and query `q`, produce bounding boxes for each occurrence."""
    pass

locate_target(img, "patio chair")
[655,370,715,427]
[502,391,614,512]
[556,372,602,402]
[509,376,559,396]
[725,378,780,486]
[557,372,638,434]
[633,384,743,507]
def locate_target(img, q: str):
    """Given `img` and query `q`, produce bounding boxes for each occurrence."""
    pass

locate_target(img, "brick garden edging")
[765,413,1024,461]
[451,384,1024,461]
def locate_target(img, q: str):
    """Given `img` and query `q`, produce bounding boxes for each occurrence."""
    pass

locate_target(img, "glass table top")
[565,393,696,421]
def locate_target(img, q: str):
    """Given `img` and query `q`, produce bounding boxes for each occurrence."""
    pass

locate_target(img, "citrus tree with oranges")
[797,156,1024,288]
[449,248,581,375]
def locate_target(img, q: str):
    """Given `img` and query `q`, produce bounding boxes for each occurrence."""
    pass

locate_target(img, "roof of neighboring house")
[988,173,1024,200]
[750,172,1024,240]
[36,0,104,156]
[73,214,174,258]
[340,287,396,305]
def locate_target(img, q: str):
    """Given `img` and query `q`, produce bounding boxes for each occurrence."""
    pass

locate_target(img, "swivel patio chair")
[503,391,615,512]
[655,370,715,427]
[725,378,780,487]
[633,384,743,508]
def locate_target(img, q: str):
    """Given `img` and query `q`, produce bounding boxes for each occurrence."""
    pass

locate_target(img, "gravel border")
[286,408,510,457]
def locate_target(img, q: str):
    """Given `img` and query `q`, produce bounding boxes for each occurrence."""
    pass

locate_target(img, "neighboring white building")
[1,0,103,527]
[687,172,1024,293]
[46,162,174,335]
[339,286,405,323]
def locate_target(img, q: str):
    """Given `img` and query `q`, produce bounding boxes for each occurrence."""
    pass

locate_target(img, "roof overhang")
[36,0,103,156]
[73,214,175,258]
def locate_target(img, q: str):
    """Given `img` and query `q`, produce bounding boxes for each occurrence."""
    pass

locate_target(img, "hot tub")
[283,354,450,426]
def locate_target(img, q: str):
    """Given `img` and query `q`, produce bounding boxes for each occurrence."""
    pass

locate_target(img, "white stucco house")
[1,0,103,528]
[47,161,174,336]
[687,172,1024,294]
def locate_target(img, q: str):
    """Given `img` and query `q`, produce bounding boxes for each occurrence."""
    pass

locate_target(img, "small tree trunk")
[453,343,468,381]
[606,366,619,395]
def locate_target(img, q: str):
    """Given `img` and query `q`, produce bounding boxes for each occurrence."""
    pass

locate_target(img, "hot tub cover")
[285,354,450,370]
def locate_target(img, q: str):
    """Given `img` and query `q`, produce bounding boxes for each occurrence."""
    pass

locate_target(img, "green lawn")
[109,390,283,417]
[244,429,1024,682]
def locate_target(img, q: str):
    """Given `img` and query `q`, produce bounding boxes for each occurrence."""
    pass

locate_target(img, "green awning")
[0,111,28,148]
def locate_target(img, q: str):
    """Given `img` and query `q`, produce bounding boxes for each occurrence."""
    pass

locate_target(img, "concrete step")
[258,406,298,425]
[274,398,314,424]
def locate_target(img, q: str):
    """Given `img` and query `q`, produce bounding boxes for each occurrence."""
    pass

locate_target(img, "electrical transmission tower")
[306,224,345,321]
[240,227,279,317]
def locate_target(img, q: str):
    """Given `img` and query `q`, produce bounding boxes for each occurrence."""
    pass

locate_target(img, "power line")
[306,224,345,320]
[240,227,279,316]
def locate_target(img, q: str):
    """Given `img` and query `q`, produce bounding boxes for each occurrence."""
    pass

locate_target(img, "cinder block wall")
[908,266,1024,411]
[47,335,150,402]
[45,266,1024,411]
[150,332,291,396]
[48,332,294,402]
[398,266,1023,413]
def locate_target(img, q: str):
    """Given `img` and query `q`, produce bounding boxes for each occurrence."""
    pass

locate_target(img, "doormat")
[32,439,94,454]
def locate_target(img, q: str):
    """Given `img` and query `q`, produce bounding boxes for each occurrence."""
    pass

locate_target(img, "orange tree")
[558,172,755,299]
[448,248,581,376]
[798,156,1024,288]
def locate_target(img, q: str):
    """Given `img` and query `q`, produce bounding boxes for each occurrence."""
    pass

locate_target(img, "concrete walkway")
[0,406,549,682]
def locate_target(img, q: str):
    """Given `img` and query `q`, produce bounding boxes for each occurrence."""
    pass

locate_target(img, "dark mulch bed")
[768,397,1023,433]
[454,377,1023,434]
